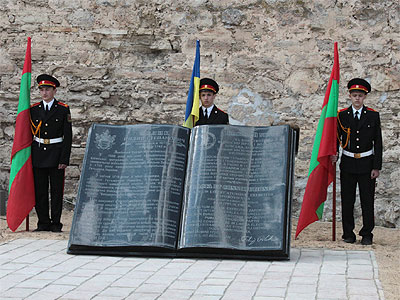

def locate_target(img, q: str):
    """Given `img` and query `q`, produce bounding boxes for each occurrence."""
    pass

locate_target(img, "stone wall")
[1,0,399,227]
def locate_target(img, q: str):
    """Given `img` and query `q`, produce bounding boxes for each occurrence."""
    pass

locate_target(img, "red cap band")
[38,80,56,88]
[349,84,368,93]
[199,84,216,93]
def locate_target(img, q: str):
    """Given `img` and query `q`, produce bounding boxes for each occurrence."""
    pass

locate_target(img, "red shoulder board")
[338,108,347,112]
[30,101,41,107]
[217,107,227,113]
[366,107,376,112]
[58,101,69,107]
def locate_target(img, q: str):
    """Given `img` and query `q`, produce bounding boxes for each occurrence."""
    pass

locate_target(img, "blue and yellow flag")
[183,40,200,128]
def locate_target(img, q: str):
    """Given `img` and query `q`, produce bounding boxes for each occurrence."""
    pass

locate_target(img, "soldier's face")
[350,91,367,110]
[39,86,56,103]
[200,91,216,108]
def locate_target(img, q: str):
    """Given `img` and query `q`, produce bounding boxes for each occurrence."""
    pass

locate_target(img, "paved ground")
[0,239,384,300]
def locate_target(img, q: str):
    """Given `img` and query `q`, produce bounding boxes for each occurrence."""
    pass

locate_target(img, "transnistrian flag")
[183,40,200,129]
[295,42,340,238]
[7,37,36,232]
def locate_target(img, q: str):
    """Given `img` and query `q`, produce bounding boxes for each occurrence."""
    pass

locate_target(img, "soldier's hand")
[58,164,67,169]
[371,169,380,179]
[330,153,338,164]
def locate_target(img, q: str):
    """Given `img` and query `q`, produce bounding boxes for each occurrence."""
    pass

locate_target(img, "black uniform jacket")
[30,99,72,168]
[337,105,382,174]
[196,105,229,126]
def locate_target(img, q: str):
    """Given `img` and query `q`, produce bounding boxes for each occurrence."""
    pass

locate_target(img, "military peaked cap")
[200,78,219,94]
[37,74,60,88]
[347,78,371,94]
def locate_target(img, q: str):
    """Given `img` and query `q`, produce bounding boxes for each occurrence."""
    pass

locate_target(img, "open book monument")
[68,124,298,260]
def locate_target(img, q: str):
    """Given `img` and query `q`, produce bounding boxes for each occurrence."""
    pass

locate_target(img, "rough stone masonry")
[0,0,399,227]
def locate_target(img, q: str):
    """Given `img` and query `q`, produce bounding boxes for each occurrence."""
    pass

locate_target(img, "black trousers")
[340,170,376,239]
[33,167,65,227]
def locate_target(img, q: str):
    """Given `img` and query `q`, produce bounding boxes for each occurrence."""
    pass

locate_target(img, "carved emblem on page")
[95,129,116,150]
[202,132,216,150]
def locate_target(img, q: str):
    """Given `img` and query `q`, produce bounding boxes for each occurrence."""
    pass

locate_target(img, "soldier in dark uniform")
[30,74,72,232]
[196,78,229,125]
[336,78,382,245]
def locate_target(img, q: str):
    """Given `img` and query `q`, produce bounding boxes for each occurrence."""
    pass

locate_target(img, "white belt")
[33,136,63,145]
[342,149,373,159]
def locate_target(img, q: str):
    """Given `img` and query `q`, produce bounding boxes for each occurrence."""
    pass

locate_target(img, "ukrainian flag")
[183,40,200,128]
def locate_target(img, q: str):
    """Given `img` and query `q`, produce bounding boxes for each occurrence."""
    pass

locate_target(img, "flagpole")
[332,162,336,241]
[26,37,31,232]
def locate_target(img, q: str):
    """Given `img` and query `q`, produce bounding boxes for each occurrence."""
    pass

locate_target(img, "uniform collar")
[43,98,55,110]
[202,105,214,116]
[351,105,363,116]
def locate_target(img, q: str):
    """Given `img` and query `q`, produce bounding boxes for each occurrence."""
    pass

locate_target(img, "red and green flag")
[296,42,339,238]
[7,37,36,232]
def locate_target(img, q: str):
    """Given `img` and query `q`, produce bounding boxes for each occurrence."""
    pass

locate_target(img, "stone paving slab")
[0,239,385,300]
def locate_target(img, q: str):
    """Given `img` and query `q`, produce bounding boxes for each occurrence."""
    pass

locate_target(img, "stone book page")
[178,125,294,258]
[68,124,190,252]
